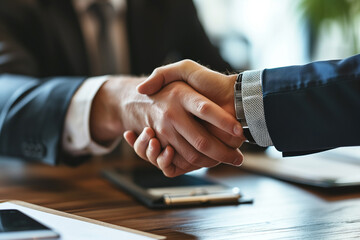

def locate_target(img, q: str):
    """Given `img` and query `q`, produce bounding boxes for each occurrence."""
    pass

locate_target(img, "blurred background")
[193,0,360,70]
[192,0,360,182]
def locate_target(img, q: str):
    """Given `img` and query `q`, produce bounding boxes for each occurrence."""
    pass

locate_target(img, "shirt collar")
[73,0,126,13]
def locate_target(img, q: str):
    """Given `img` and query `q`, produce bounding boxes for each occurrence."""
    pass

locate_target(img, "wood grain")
[1,142,360,240]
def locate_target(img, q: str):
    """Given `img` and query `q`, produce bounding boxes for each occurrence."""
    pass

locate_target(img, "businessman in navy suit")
[126,56,360,177]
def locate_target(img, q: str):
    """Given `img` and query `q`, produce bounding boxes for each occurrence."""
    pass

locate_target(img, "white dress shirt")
[62,0,128,156]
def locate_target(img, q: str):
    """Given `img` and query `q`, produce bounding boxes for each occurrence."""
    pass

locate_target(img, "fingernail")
[233,124,242,136]
[148,141,154,151]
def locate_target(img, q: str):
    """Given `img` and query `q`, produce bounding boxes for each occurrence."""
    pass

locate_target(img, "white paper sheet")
[0,202,165,240]
[243,146,360,187]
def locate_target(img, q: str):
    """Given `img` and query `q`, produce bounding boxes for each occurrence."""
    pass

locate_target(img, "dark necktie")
[88,2,117,75]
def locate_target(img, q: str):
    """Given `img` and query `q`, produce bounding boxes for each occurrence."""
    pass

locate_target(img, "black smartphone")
[0,209,59,240]
[102,168,251,208]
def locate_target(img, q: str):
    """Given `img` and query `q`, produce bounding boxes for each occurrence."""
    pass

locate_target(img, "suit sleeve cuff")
[62,76,120,156]
[242,70,273,147]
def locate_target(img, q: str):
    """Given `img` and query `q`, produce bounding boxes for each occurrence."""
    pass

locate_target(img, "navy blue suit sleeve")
[262,54,360,154]
[0,74,85,165]
[0,4,87,165]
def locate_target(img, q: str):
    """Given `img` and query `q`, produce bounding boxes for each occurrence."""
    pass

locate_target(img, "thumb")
[137,60,201,95]
[136,70,166,95]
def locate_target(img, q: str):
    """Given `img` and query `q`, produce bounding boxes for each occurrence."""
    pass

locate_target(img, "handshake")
[91,60,246,177]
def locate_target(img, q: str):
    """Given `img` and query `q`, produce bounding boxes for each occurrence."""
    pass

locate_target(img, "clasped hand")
[123,60,246,177]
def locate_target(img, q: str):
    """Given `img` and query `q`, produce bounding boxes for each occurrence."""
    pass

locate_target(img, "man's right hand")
[90,75,244,177]
[123,60,249,175]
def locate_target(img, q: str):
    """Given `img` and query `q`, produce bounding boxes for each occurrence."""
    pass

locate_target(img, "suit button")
[21,142,31,157]
[21,141,46,159]
[34,143,46,158]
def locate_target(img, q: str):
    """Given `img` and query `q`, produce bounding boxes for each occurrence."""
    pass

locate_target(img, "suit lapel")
[45,0,90,75]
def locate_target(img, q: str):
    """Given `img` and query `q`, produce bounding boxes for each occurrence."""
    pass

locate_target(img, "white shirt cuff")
[62,76,121,156]
[242,70,273,147]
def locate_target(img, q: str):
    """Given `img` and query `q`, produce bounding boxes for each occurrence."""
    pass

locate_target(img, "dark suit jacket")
[0,0,230,165]
[263,54,360,155]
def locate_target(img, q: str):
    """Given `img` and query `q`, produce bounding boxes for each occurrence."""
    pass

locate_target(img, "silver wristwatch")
[234,73,256,143]
[234,73,247,127]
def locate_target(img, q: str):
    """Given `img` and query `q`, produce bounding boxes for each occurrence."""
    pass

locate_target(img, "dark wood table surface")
[1,143,360,240]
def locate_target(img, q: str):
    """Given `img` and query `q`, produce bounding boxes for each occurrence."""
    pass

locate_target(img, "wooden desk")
[1,143,360,239]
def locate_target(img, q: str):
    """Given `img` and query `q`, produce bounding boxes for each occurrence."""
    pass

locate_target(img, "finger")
[155,123,220,170]
[157,146,201,177]
[181,91,243,137]
[123,130,138,147]
[156,146,175,175]
[169,153,203,176]
[133,127,156,161]
[171,111,244,166]
[202,121,245,149]
[166,130,220,169]
[137,59,202,95]
[146,138,162,167]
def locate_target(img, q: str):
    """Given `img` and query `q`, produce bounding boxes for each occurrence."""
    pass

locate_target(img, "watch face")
[234,86,245,121]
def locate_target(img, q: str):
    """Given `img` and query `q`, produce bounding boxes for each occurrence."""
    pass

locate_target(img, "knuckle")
[194,136,210,152]
[167,86,181,98]
[152,67,162,76]
[196,101,210,115]
[180,59,194,68]
[162,109,174,122]
[157,126,168,137]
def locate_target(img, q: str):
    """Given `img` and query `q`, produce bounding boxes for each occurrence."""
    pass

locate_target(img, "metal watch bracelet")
[234,73,256,144]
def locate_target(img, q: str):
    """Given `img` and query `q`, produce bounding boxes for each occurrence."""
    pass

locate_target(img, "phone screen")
[0,210,49,233]
[0,209,59,240]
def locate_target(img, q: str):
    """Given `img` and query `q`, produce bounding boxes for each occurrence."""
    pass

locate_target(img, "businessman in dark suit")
[126,56,360,177]
[0,0,245,170]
